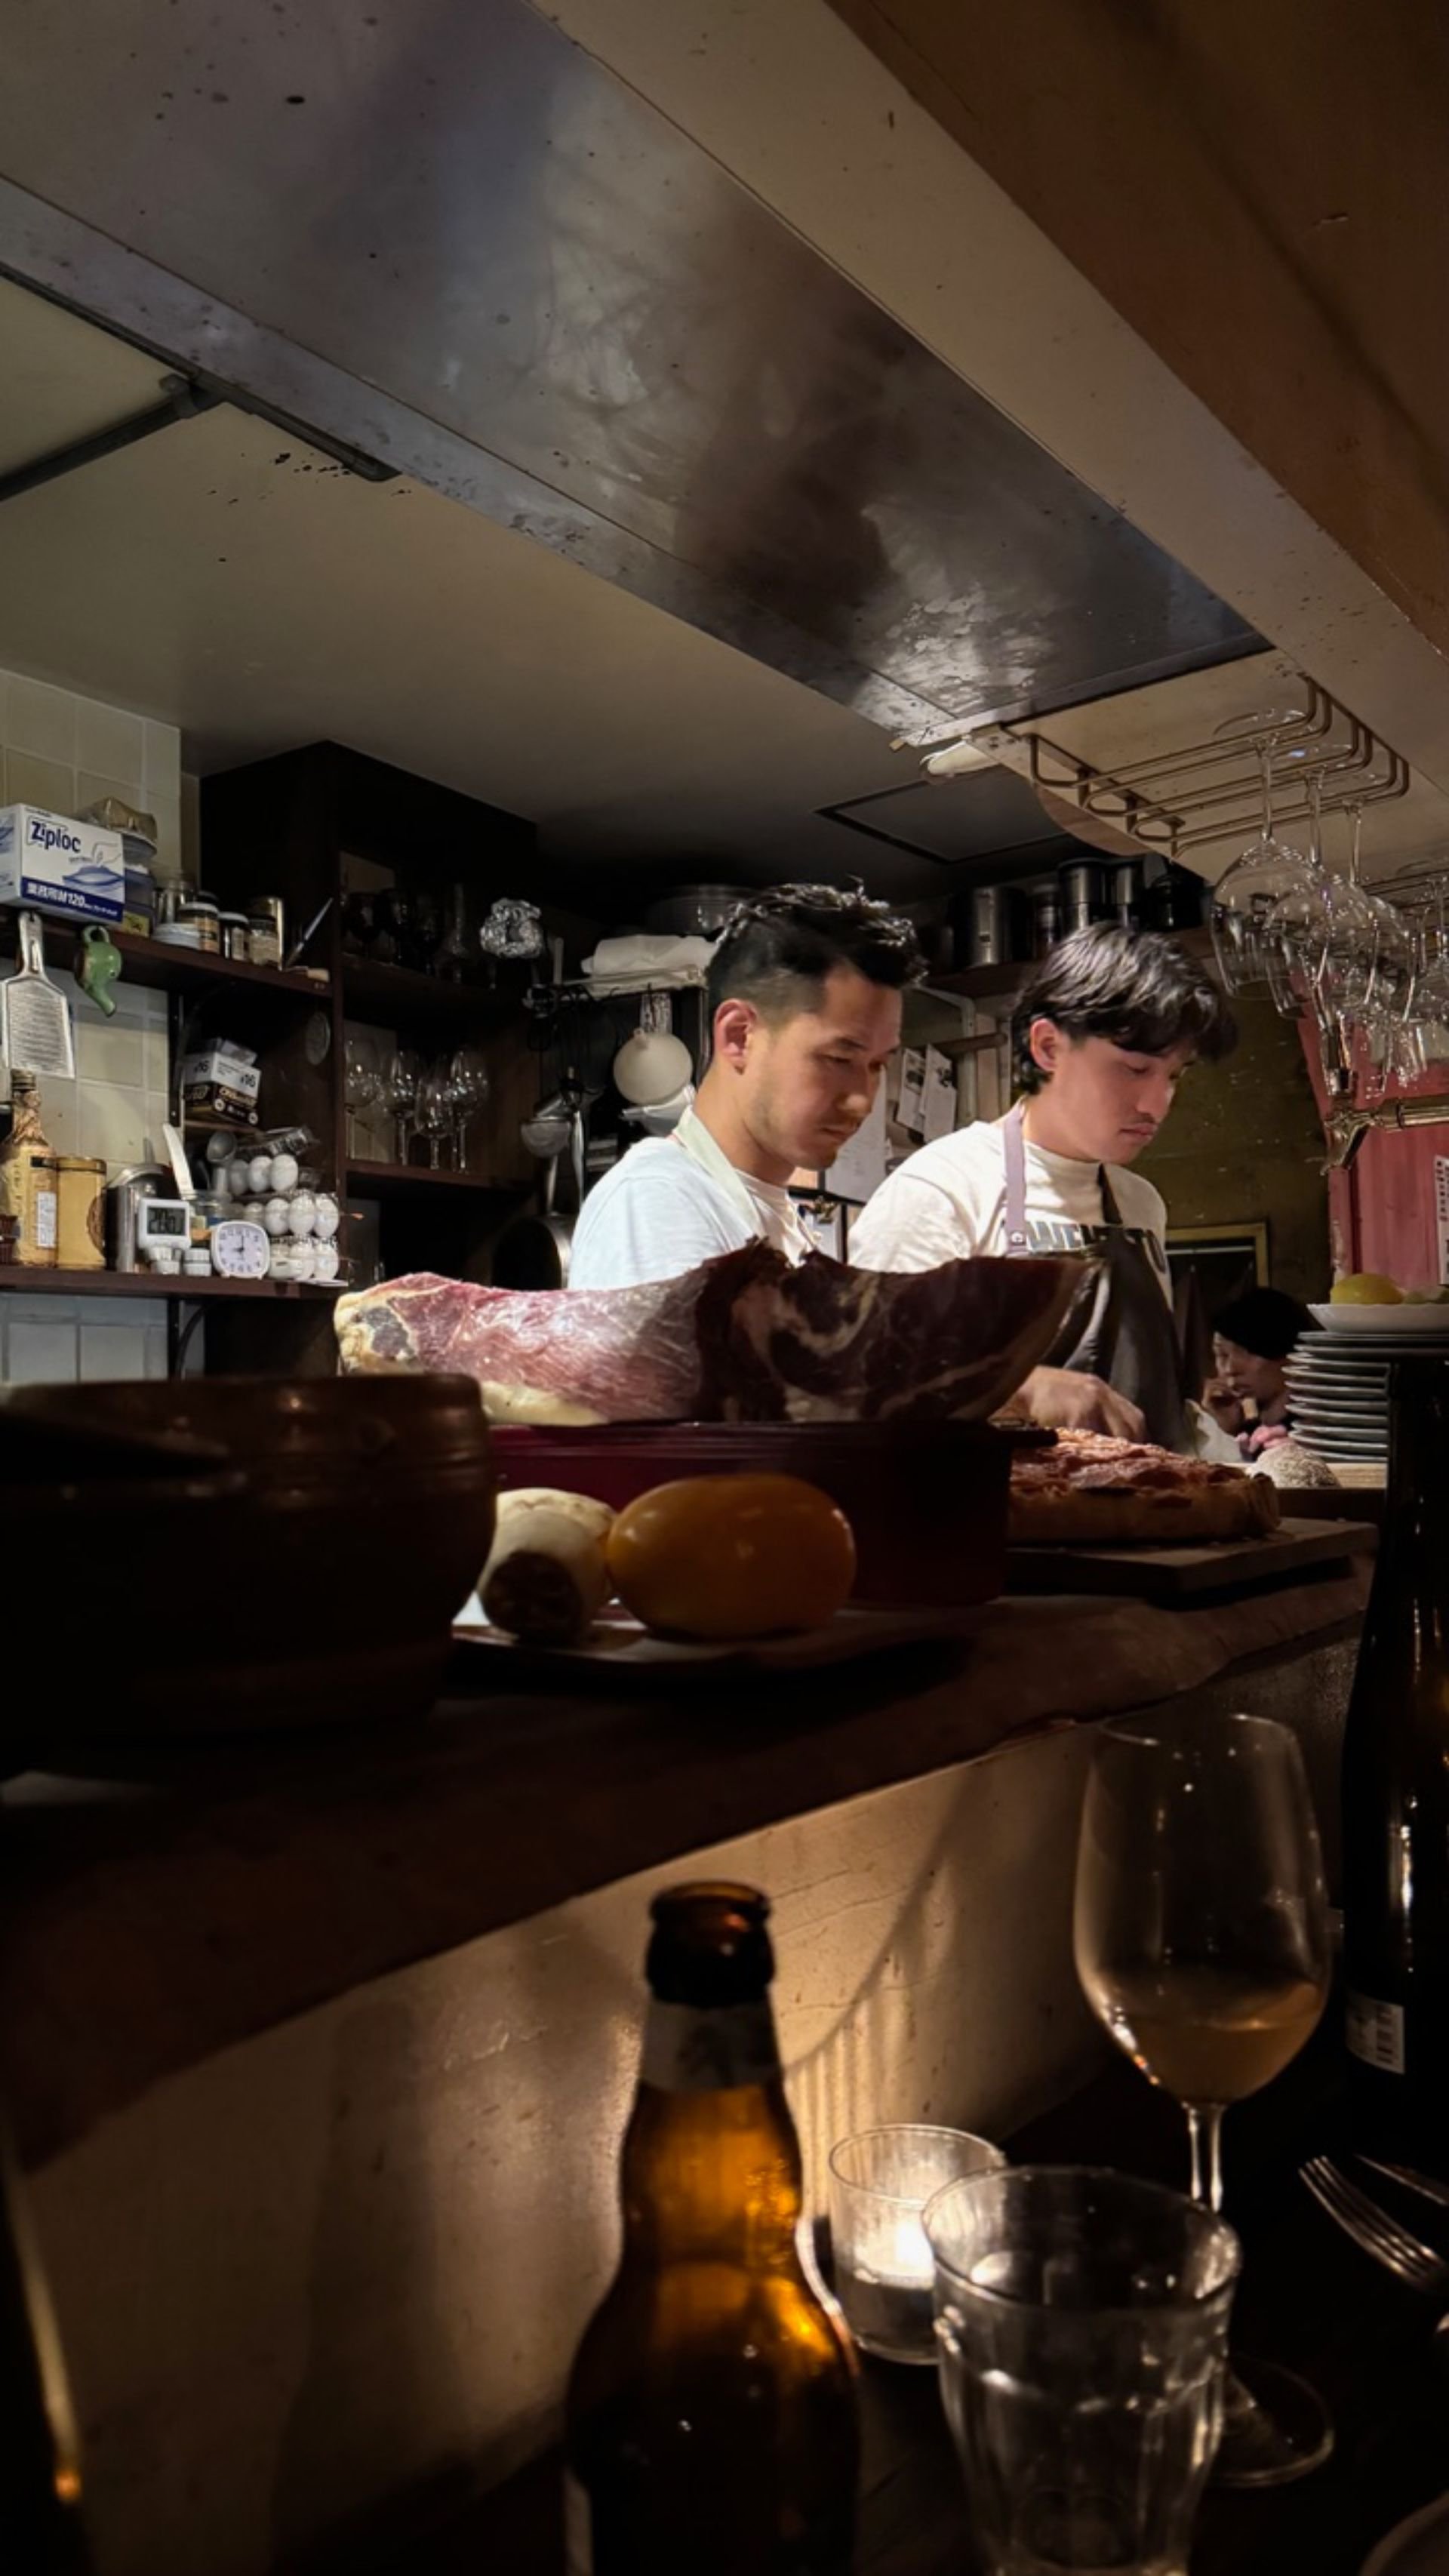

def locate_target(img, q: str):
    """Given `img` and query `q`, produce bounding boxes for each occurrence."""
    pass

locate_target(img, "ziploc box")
[0,805,125,924]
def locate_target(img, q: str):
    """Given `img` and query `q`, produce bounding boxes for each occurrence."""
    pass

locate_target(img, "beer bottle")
[1343,1358,1449,2174]
[0,2133,94,2572]
[564,1882,859,2575]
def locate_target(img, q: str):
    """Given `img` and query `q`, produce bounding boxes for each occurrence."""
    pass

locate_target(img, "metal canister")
[247,897,285,968]
[966,885,1012,968]
[219,913,252,962]
[1057,858,1108,934]
[1032,888,1062,956]
[54,1156,107,1272]
[1109,859,1145,928]
[12,1156,57,1268]
[1144,863,1207,932]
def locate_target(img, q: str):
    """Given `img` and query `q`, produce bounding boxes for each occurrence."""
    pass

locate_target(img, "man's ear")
[1029,1014,1062,1079]
[712,996,760,1073]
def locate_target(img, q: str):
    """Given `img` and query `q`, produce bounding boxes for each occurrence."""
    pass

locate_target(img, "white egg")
[263,1194,292,1238]
[269,1152,300,1194]
[286,1190,317,1239]
[311,1193,340,1241]
[290,1238,317,1279]
[248,1154,275,1194]
[312,1241,340,1282]
[229,1162,254,1199]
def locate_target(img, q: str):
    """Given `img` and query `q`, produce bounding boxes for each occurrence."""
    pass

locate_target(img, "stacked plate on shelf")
[1287,1305,1449,1467]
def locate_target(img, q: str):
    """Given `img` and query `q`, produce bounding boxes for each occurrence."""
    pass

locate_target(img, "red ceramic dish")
[491,1420,1017,1608]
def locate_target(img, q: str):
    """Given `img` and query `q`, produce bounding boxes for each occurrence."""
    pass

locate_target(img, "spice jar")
[179,894,220,954]
[247,897,285,969]
[220,913,251,963]
[54,1156,107,1272]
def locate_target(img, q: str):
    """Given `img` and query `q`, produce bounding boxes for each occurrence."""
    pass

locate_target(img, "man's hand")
[1017,1365,1147,1443]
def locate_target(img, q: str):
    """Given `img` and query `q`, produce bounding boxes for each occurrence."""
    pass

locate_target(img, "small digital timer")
[135,1198,191,1251]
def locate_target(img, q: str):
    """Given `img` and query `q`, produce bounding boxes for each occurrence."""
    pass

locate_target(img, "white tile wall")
[2,663,186,1386]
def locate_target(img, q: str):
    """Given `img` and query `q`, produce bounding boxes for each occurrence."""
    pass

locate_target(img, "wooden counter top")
[0,1568,1368,2168]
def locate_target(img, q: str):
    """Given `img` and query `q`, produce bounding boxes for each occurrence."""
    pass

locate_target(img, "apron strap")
[1001,1101,1032,1256]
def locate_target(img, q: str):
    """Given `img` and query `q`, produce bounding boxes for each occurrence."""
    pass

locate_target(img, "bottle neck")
[620,1996,803,2267]
[1388,1377,1449,1538]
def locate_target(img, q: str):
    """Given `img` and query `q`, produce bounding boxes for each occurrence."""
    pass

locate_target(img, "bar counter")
[0,1562,1370,2576]
[2,1564,1366,2169]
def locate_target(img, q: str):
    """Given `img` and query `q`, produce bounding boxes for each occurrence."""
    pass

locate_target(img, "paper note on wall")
[922,1045,958,1141]
[1436,1156,1449,1285]
[897,1048,926,1134]
[828,1080,889,1202]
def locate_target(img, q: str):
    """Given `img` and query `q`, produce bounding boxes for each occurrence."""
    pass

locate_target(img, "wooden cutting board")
[1006,1514,1377,1601]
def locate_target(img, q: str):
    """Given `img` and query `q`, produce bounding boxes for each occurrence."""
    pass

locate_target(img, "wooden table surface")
[375,2033,1449,2576]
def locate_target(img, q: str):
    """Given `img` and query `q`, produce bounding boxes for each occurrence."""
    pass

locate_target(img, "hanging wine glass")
[1209,714,1316,994]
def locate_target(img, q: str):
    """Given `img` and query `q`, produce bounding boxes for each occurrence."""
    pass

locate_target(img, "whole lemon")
[607,1473,857,1639]
[1331,1273,1403,1305]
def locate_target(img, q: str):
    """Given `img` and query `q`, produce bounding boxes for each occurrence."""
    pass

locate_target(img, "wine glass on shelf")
[1075,1707,1333,2487]
[414,1066,453,1171]
[1209,714,1317,996]
[445,1047,491,1171]
[343,1033,381,1161]
[383,1047,424,1166]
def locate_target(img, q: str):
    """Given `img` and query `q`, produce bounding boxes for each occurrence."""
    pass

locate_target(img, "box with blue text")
[0,805,125,924]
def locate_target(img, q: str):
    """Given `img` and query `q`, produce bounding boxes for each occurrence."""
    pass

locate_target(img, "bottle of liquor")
[565,1883,859,2576]
[0,1073,58,1268]
[0,2133,94,2571]
[1342,1358,1449,2174]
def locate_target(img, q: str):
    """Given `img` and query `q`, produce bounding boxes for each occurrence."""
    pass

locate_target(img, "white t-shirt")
[850,1120,1170,1291]
[568,1137,811,1290]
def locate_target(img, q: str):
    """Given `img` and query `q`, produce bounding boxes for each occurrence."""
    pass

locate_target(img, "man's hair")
[1213,1286,1315,1362]
[1011,924,1236,1094]
[708,884,924,1021]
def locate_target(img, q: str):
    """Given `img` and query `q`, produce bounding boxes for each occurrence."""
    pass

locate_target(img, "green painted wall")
[1138,993,1329,1303]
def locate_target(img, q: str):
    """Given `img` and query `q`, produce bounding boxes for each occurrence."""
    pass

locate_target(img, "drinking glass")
[415,1066,452,1171]
[827,2125,1004,2365]
[1209,717,1316,996]
[446,1047,491,1170]
[343,1034,380,1159]
[1074,1709,1332,2486]
[928,2166,1239,2576]
[383,1048,424,1165]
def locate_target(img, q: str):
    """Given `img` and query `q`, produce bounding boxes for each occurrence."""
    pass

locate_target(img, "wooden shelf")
[346,1160,522,1196]
[341,956,520,1033]
[0,1267,341,1300]
[0,917,327,1007]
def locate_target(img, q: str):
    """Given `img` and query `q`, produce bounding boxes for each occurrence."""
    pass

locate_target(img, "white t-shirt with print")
[568,1137,811,1291]
[849,1120,1171,1295]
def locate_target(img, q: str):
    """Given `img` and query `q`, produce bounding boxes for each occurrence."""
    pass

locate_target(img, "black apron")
[1001,1101,1189,1452]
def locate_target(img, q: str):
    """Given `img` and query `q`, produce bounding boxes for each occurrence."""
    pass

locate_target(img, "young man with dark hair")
[570,885,924,1290]
[852,925,1237,1447]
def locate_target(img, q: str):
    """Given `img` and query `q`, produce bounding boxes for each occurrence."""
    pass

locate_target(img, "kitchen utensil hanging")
[2,912,75,1079]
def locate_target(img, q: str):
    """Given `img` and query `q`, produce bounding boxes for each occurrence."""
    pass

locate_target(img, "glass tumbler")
[926,2165,1240,2576]
[827,2124,1004,2364]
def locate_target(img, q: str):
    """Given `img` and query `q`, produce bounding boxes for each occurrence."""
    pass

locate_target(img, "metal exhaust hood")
[0,0,1262,754]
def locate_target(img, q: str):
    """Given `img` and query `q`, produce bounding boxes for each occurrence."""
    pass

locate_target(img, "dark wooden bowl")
[0,1377,496,1737]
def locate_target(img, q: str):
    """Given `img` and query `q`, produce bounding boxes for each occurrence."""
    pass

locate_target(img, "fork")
[1360,2157,1449,2214]
[1300,2155,1447,2292]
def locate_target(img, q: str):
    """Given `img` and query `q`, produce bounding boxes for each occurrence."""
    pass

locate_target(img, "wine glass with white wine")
[1075,1708,1333,2487]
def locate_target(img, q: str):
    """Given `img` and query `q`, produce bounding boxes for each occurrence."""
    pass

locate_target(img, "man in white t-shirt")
[851,925,1237,1445]
[570,886,924,1290]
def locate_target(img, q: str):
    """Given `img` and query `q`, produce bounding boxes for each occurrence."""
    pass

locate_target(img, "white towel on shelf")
[582,934,716,989]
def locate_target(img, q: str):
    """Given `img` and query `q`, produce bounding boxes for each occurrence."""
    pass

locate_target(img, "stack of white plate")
[1287,1304,1449,1464]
